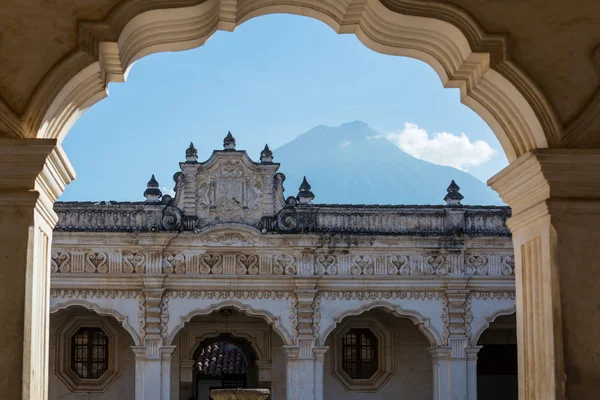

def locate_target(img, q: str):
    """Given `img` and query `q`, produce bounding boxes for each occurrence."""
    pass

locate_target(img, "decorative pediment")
[171,133,285,230]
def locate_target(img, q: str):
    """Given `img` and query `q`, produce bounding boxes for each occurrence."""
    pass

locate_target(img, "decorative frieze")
[52,249,514,277]
[166,290,293,300]
[50,289,141,299]
[317,291,444,301]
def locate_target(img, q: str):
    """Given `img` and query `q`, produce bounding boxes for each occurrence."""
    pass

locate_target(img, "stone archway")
[1,2,598,400]
[192,334,258,400]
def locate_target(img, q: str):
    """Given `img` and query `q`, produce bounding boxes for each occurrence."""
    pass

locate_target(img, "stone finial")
[144,174,162,201]
[185,142,198,162]
[223,131,236,150]
[444,180,464,206]
[260,144,273,162]
[297,176,315,205]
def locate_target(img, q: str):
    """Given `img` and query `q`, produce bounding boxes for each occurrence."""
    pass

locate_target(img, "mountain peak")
[275,122,503,205]
[340,120,369,128]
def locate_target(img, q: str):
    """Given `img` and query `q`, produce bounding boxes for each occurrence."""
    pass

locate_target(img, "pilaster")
[0,139,74,400]
[489,149,600,400]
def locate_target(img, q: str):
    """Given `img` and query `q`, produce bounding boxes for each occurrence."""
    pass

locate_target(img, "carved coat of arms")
[197,159,264,221]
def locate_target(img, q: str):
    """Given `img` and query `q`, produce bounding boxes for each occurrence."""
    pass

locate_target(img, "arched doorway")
[192,334,258,400]
[476,313,518,400]
[171,308,286,400]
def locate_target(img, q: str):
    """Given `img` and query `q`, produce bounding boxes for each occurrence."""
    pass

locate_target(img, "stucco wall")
[324,311,432,399]
[49,309,136,400]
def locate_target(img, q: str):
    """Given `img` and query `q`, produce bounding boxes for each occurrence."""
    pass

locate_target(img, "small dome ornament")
[297,176,315,205]
[444,180,464,206]
[185,142,198,162]
[223,131,236,150]
[144,174,162,202]
[260,144,273,163]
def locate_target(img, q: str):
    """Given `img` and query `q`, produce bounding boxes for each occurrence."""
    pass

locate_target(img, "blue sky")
[60,14,507,202]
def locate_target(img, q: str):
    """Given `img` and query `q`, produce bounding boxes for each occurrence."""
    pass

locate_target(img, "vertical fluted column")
[490,149,600,400]
[0,139,74,400]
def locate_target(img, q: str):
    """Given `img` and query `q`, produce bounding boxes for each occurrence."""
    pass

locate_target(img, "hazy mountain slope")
[274,121,503,205]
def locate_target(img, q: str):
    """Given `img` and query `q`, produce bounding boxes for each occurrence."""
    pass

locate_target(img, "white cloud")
[162,186,176,197]
[338,140,352,148]
[385,123,496,171]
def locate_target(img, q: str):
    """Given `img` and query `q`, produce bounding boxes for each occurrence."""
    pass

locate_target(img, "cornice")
[49,274,515,292]
[11,0,555,163]
[489,149,600,220]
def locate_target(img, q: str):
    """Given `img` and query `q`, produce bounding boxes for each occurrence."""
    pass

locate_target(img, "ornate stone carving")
[197,233,257,246]
[50,289,141,299]
[236,255,259,275]
[351,255,373,275]
[314,255,336,275]
[159,294,169,344]
[200,254,223,274]
[167,290,292,300]
[85,253,108,273]
[470,291,516,300]
[163,254,185,274]
[51,252,71,273]
[273,255,296,275]
[388,255,408,275]
[318,291,443,301]
[162,204,182,230]
[123,252,145,273]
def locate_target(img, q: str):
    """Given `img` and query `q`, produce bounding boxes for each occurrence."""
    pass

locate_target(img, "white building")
[48,134,516,400]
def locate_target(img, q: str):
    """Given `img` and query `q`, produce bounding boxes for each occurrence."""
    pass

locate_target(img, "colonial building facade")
[48,135,516,400]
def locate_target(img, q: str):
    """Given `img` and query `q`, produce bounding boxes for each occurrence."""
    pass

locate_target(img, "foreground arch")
[0,2,599,400]
[29,0,556,162]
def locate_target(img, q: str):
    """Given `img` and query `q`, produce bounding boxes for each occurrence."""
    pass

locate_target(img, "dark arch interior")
[192,333,258,400]
[477,313,518,400]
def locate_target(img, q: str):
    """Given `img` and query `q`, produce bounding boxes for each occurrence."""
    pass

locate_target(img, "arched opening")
[49,306,137,399]
[323,308,433,398]
[170,308,286,400]
[192,334,257,399]
[476,312,518,400]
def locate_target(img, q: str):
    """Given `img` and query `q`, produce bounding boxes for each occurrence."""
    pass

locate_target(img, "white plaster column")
[131,344,176,400]
[466,346,482,400]
[282,346,300,400]
[429,343,476,400]
[429,347,452,400]
[313,347,329,400]
[490,149,600,400]
[0,139,74,400]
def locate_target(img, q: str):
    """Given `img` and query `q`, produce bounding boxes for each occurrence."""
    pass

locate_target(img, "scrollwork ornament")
[124,252,146,273]
[501,256,514,276]
[274,255,296,275]
[277,209,297,232]
[52,252,71,273]
[315,255,336,275]
[389,255,408,275]
[427,255,446,275]
[236,255,258,275]
[85,253,107,273]
[163,254,185,274]
[162,205,182,231]
[200,254,222,274]
[467,256,488,275]
[353,255,373,275]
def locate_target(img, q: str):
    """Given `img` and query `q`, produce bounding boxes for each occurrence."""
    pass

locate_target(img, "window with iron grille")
[342,329,378,379]
[71,327,109,379]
